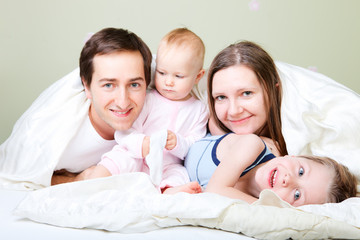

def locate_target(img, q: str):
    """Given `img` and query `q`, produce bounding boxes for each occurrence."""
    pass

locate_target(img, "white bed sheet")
[1,189,254,240]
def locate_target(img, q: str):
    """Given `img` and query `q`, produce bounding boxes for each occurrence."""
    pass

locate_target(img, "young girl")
[186,133,357,207]
[76,28,208,194]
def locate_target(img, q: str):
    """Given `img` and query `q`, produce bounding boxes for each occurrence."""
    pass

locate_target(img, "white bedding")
[2,188,252,240]
[13,127,360,239]
[13,173,360,240]
[1,61,360,239]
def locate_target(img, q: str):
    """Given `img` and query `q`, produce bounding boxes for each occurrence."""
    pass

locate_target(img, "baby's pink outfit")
[98,89,208,189]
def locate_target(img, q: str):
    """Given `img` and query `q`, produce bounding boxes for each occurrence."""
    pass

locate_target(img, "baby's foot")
[163,182,202,194]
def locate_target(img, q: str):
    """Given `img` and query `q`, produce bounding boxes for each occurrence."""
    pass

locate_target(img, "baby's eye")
[299,167,304,176]
[156,70,165,75]
[294,190,301,201]
[175,75,184,79]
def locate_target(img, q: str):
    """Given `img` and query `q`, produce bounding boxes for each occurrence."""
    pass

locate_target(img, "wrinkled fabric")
[14,173,360,240]
[0,68,89,190]
[278,62,360,179]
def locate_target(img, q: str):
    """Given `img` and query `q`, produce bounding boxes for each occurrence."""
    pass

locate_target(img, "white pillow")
[277,61,360,179]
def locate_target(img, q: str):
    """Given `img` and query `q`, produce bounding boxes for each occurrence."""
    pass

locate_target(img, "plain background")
[1,0,359,144]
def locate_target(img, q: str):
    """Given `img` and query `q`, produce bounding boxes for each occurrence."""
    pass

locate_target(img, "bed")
[1,61,360,240]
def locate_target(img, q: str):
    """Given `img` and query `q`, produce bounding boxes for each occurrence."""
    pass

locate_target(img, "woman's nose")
[229,100,244,115]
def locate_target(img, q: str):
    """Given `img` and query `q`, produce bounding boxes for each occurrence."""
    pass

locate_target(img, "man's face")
[84,51,147,140]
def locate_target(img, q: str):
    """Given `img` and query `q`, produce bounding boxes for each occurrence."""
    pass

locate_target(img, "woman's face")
[212,65,267,135]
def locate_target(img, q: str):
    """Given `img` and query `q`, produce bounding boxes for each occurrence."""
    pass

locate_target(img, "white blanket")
[0,69,89,190]
[14,173,360,240]
[14,129,360,239]
[278,62,360,179]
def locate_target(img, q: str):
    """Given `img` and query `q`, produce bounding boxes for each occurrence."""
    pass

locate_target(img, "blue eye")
[299,167,304,176]
[215,95,226,101]
[104,83,113,88]
[131,83,140,88]
[294,190,301,200]
[243,91,252,96]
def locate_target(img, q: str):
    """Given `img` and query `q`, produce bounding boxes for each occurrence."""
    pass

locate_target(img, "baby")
[77,28,208,194]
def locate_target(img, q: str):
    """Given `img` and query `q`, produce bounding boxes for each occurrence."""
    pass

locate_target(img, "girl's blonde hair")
[301,155,358,203]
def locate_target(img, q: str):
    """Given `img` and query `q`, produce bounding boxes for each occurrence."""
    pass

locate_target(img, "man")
[0,28,152,189]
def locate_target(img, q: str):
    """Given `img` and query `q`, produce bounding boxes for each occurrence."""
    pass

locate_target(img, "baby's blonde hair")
[158,27,205,70]
[156,28,206,99]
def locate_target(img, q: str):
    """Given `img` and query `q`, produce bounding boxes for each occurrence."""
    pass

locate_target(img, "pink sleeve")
[169,101,209,160]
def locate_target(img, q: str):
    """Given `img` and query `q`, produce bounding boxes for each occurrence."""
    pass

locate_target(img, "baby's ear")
[195,69,205,84]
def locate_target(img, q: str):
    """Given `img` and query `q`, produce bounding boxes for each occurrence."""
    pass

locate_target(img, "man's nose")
[114,87,130,109]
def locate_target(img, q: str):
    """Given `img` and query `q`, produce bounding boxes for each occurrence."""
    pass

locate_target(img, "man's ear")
[82,77,92,99]
[195,69,205,84]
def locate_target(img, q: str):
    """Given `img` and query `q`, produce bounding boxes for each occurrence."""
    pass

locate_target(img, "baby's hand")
[142,136,150,158]
[165,130,177,150]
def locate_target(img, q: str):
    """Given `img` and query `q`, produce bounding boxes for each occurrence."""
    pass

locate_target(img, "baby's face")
[155,45,202,101]
[255,156,333,206]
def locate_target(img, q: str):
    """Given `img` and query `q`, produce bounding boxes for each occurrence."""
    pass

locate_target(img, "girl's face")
[254,156,332,207]
[212,65,267,135]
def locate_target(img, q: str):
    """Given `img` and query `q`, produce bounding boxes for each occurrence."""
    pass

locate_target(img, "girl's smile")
[269,168,278,188]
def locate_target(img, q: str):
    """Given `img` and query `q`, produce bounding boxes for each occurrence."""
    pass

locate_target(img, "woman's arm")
[205,134,264,204]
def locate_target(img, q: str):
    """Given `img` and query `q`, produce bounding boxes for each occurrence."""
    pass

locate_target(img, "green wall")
[1,0,359,143]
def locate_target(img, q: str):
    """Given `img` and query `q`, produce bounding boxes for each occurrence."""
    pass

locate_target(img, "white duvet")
[14,172,360,240]
[2,61,360,239]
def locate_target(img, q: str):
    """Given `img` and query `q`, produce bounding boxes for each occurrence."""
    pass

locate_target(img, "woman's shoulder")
[219,134,264,155]
[222,133,262,145]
